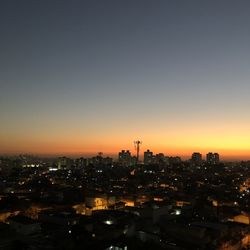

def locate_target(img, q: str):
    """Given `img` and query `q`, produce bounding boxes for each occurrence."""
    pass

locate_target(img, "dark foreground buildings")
[0,152,249,249]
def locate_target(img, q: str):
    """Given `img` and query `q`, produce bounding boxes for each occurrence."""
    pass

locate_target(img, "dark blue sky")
[1,0,250,158]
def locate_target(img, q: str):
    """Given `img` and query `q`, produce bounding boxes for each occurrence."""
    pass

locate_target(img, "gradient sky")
[1,0,250,160]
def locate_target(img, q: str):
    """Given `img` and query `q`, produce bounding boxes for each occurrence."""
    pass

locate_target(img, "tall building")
[118,150,133,166]
[169,156,182,165]
[191,152,202,165]
[75,157,88,168]
[144,149,153,165]
[206,152,220,165]
[155,153,166,164]
[144,150,169,165]
[57,157,72,169]
[214,153,220,164]
[89,153,113,166]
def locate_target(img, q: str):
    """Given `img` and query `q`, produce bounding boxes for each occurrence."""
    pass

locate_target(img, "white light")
[49,167,58,171]
[175,210,181,215]
[104,220,113,225]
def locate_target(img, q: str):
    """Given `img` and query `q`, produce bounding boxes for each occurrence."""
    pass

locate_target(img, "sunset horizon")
[1,1,250,163]
[1,146,250,161]
[1,1,250,249]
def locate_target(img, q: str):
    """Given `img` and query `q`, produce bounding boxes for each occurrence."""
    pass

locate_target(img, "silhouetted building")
[89,153,113,166]
[155,153,166,164]
[169,156,182,164]
[57,157,72,169]
[191,152,202,165]
[75,157,88,168]
[118,150,134,166]
[214,153,220,164]
[206,152,220,165]
[144,150,153,165]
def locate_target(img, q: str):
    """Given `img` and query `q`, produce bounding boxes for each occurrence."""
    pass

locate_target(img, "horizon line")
[1,151,250,161]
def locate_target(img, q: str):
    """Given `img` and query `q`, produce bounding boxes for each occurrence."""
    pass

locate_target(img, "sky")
[1,0,250,160]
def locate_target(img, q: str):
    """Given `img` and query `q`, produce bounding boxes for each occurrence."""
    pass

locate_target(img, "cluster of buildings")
[0,151,249,249]
[118,149,218,167]
[0,150,220,175]
[191,152,220,165]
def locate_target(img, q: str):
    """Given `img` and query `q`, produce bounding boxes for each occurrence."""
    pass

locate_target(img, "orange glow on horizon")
[1,120,250,160]
[1,143,250,160]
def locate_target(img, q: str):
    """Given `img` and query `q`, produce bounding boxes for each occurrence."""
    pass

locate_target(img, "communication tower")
[134,140,142,163]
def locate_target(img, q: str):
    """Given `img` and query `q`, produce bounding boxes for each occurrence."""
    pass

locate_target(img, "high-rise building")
[118,150,133,166]
[206,152,220,164]
[75,157,88,168]
[169,156,182,165]
[214,153,220,164]
[191,152,202,165]
[155,153,166,164]
[57,157,72,169]
[144,149,153,165]
[89,153,113,166]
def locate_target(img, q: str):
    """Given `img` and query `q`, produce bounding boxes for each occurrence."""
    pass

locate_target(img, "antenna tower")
[134,140,142,164]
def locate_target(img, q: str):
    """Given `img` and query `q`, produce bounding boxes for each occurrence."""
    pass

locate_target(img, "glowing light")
[175,209,181,215]
[104,220,113,225]
[49,167,58,171]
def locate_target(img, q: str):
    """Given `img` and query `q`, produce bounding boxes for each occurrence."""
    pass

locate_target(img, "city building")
[206,152,220,165]
[118,150,134,166]
[57,157,73,169]
[89,153,113,166]
[155,153,166,164]
[75,157,88,169]
[144,150,154,165]
[191,152,202,165]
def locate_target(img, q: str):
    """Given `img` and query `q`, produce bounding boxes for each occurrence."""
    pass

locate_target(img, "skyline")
[1,1,250,160]
[0,143,249,162]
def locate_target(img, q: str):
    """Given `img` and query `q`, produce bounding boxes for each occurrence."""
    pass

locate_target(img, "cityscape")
[0,145,250,249]
[1,0,250,249]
